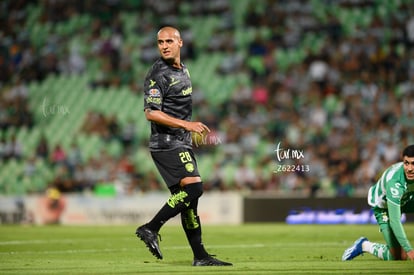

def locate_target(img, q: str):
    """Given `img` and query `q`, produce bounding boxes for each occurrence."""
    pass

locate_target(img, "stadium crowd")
[1,0,414,197]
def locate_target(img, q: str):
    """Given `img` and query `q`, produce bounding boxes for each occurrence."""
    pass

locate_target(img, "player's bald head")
[157,26,181,40]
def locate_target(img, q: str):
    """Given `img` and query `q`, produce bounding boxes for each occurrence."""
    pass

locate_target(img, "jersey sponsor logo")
[390,182,401,199]
[149,79,156,88]
[182,87,192,95]
[146,97,161,105]
[167,191,190,208]
[149,88,160,97]
[147,88,161,104]
[169,77,180,87]
[183,209,199,229]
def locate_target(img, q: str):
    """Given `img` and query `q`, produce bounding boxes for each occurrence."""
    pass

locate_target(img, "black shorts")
[151,148,200,187]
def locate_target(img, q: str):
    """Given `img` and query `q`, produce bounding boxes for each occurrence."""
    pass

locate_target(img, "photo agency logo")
[192,132,222,147]
[273,141,310,173]
[42,97,70,118]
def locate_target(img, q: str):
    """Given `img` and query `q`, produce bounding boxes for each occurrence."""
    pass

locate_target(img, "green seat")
[107,140,123,157]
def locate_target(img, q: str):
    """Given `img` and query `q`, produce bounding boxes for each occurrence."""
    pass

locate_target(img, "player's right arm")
[386,180,414,257]
[144,109,210,134]
[388,201,413,254]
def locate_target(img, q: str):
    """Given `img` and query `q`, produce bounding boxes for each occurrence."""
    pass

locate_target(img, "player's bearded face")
[403,156,414,181]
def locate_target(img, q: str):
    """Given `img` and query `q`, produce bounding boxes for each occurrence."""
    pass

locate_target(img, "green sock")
[372,243,392,260]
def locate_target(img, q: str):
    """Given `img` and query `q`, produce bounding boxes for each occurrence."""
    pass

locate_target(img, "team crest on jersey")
[185,163,194,173]
[149,88,160,97]
[381,212,389,222]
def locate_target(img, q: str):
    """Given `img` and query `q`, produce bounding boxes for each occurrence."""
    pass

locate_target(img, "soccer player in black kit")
[135,26,232,266]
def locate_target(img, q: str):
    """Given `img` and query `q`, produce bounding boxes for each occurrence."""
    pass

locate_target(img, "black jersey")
[144,58,193,151]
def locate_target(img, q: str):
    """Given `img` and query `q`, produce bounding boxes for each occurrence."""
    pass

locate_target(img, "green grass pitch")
[1,223,413,274]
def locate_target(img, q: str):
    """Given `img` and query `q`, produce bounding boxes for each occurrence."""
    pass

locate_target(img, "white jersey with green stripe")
[368,162,414,209]
[367,162,414,252]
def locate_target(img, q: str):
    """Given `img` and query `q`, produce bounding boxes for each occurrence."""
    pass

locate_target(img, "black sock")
[181,199,209,260]
[147,182,203,232]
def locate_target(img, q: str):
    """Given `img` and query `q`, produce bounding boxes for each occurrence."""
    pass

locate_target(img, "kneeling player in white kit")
[342,144,414,261]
